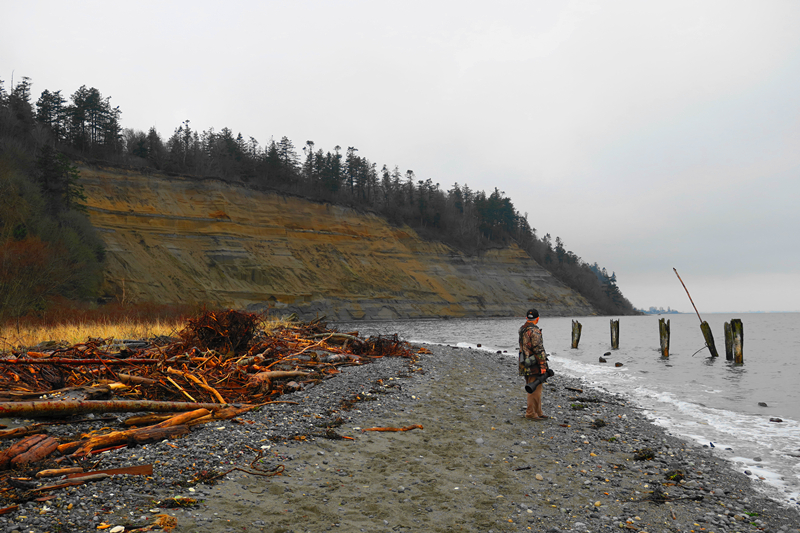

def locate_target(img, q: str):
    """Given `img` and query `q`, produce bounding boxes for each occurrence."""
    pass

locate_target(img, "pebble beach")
[2,343,798,533]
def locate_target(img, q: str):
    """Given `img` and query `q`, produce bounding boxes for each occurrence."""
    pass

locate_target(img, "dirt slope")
[79,165,596,320]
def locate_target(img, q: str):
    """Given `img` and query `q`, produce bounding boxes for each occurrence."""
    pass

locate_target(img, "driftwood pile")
[0,310,415,505]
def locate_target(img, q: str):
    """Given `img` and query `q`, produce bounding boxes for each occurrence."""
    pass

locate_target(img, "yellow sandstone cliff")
[79,165,596,320]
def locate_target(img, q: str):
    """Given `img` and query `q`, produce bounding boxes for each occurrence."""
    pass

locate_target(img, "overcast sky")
[4,0,799,313]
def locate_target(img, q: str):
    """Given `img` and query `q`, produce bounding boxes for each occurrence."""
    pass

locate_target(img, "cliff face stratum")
[79,165,596,320]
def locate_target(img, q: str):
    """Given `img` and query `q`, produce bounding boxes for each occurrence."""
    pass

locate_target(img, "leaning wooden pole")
[673,268,719,357]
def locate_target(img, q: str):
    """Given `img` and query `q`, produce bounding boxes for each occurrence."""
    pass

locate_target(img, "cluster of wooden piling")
[725,319,744,364]
[569,315,744,362]
[570,319,623,352]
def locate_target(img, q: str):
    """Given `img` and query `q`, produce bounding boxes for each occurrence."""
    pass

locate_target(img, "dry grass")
[0,302,290,353]
[0,316,186,352]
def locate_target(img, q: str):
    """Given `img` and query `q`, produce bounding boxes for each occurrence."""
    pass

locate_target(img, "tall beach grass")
[0,302,193,352]
[0,302,287,353]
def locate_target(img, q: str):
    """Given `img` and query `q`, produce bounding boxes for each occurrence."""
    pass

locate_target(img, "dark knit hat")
[526,308,539,320]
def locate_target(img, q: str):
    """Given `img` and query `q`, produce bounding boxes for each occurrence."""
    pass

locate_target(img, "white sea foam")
[609,380,800,504]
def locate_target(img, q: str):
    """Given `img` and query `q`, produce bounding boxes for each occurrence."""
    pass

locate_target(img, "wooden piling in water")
[659,318,670,357]
[724,322,733,360]
[571,320,582,349]
[731,318,744,364]
[610,319,619,350]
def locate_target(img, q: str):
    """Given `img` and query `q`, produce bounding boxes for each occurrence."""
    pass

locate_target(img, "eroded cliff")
[79,165,597,320]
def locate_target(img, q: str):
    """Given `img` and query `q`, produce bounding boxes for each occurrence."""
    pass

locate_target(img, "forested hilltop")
[0,77,636,319]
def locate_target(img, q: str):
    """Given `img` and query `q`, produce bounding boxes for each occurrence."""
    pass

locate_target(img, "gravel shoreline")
[2,343,798,533]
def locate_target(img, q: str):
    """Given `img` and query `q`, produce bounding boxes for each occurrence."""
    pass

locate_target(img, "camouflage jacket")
[518,322,547,376]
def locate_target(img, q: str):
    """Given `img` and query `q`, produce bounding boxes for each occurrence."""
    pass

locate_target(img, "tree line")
[0,76,636,318]
[0,77,107,320]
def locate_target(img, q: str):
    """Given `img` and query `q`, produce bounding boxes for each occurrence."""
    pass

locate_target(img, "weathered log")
[151,408,211,428]
[67,464,153,478]
[129,425,190,445]
[10,436,59,468]
[0,383,128,402]
[118,373,157,385]
[36,467,84,478]
[0,400,240,419]
[56,441,86,455]
[0,434,59,470]
[0,358,159,365]
[123,413,176,426]
[1,416,118,442]
[247,370,310,387]
[62,409,208,456]
[186,405,257,426]
[32,473,110,492]
[123,404,256,427]
[0,426,46,440]
[0,434,47,468]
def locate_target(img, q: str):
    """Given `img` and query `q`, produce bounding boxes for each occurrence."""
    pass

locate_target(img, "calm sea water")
[334,313,800,505]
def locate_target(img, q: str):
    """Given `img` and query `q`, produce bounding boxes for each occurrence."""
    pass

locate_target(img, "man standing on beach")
[519,308,548,420]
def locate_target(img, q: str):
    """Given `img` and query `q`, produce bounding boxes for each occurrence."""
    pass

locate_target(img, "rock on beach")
[1,344,798,532]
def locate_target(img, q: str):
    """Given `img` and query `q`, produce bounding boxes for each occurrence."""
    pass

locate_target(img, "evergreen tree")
[35,145,87,213]
[65,85,120,156]
[302,140,317,185]
[9,77,35,128]
[36,89,66,143]
[320,146,342,193]
[146,127,166,168]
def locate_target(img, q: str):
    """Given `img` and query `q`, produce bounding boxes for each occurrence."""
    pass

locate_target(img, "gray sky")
[4,0,799,313]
